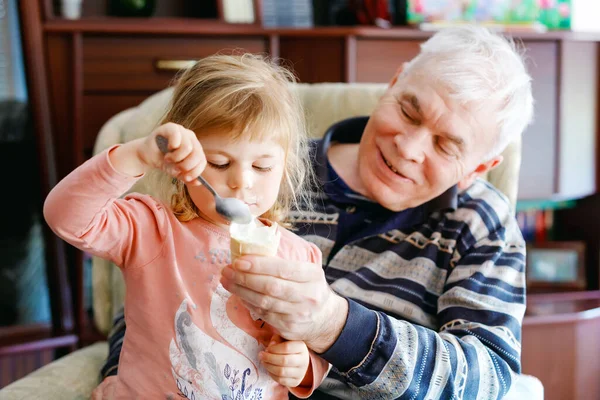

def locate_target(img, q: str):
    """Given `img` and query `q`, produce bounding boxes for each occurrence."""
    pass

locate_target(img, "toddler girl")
[44,54,328,399]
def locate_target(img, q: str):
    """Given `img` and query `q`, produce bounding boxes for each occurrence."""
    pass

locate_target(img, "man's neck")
[327,142,368,196]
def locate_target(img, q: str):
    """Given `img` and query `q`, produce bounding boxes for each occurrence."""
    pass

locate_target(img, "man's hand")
[260,335,310,388]
[220,256,348,353]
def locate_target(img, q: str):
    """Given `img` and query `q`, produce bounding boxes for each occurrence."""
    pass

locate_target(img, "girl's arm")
[43,122,206,268]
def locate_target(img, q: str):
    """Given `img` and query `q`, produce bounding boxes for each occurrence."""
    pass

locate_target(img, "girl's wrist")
[109,139,149,177]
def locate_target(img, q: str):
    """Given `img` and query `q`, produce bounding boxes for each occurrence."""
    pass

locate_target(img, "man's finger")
[222,267,304,302]
[221,280,291,314]
[232,256,318,283]
[241,300,312,324]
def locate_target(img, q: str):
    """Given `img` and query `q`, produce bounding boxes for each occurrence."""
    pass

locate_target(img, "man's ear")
[458,155,503,190]
[389,62,408,88]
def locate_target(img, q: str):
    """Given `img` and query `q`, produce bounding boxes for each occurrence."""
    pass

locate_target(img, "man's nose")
[227,166,253,190]
[394,128,427,164]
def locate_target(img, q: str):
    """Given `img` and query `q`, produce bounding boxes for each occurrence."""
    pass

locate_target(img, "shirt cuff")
[319,298,378,372]
[288,351,331,398]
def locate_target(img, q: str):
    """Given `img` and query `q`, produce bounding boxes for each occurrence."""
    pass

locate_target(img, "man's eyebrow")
[400,93,422,115]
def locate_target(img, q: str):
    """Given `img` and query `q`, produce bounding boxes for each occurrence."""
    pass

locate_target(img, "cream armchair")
[0,83,540,399]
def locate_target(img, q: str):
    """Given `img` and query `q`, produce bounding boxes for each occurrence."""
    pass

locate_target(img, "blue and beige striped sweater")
[288,117,526,399]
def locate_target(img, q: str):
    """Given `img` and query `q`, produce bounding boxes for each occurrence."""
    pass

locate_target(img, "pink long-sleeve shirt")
[44,146,329,400]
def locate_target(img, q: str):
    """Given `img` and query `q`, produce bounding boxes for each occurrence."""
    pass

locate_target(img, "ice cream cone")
[230,219,281,261]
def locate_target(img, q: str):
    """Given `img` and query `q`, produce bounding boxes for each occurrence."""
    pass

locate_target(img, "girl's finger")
[176,151,206,181]
[267,373,302,389]
[267,340,307,355]
[166,134,193,163]
[260,351,304,368]
[262,361,304,380]
[159,123,182,151]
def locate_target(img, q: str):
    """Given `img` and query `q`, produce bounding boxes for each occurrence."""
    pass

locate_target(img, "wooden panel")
[0,349,54,389]
[355,39,422,83]
[46,34,76,181]
[279,37,345,83]
[523,321,575,400]
[83,36,267,92]
[557,41,598,198]
[523,293,600,400]
[575,317,600,399]
[82,94,152,157]
[517,41,559,199]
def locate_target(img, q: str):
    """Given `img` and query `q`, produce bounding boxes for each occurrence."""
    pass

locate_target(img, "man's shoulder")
[443,179,520,244]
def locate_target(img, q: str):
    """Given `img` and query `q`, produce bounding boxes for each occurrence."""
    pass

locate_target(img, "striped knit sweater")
[288,117,526,400]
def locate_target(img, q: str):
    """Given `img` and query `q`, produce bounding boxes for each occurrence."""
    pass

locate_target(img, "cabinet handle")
[155,60,198,72]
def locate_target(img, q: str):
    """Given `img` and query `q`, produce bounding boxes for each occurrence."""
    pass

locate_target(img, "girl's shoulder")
[276,225,322,264]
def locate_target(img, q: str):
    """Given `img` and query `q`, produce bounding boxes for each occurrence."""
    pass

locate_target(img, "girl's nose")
[228,167,253,190]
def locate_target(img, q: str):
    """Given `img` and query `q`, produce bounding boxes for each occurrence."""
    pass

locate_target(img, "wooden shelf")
[42,18,600,41]
[525,290,600,325]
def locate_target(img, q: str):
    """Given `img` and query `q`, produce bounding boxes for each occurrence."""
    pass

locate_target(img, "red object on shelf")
[352,0,392,27]
[535,209,547,243]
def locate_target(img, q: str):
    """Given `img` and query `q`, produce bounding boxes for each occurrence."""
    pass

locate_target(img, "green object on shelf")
[407,0,571,30]
[516,199,577,212]
[108,0,156,17]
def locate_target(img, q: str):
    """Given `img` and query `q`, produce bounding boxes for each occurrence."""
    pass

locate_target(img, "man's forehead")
[397,82,497,148]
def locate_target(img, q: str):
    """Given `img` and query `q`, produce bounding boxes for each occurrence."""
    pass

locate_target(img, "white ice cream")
[229,218,281,260]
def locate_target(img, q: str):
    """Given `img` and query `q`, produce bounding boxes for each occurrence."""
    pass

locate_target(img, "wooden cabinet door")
[355,39,422,83]
[518,41,559,200]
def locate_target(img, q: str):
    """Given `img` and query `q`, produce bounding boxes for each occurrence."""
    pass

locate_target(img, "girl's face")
[186,131,286,228]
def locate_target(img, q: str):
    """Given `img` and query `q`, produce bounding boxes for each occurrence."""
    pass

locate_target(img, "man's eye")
[400,105,417,123]
[208,162,229,170]
[436,138,456,157]
[253,165,273,172]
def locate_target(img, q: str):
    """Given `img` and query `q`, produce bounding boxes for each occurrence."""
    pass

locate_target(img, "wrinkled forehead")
[394,73,500,153]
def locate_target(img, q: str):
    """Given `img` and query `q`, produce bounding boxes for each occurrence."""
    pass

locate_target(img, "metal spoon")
[155,135,252,224]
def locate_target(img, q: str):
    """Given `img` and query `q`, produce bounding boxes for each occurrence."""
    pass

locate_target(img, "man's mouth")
[383,154,400,175]
[380,150,414,183]
[381,151,403,176]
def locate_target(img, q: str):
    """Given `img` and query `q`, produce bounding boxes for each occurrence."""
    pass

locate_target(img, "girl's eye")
[253,165,273,172]
[208,162,229,170]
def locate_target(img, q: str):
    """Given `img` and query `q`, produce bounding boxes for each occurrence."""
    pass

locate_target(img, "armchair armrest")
[0,342,108,400]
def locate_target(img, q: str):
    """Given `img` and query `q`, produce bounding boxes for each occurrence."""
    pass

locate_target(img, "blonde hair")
[157,53,312,225]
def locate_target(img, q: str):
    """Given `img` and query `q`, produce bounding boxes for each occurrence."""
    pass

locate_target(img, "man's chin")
[368,187,413,212]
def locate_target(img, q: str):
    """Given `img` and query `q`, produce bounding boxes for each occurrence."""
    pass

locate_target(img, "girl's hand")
[259,336,310,388]
[139,122,206,185]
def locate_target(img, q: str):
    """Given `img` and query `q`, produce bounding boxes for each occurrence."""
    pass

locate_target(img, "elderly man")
[104,25,533,399]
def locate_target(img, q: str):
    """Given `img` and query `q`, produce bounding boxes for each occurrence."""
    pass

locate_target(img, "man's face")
[357,71,499,211]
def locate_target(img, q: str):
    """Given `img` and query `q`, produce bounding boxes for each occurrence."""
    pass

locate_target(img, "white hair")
[403,25,534,160]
